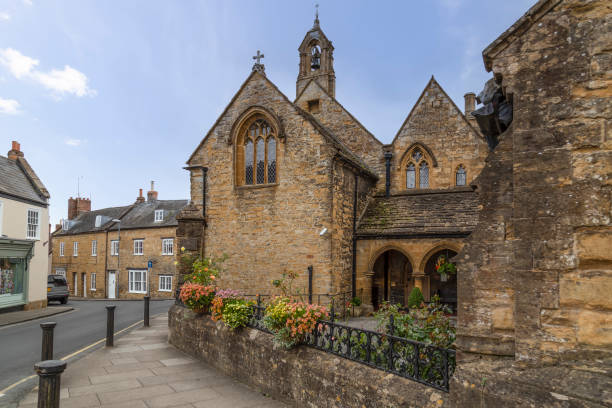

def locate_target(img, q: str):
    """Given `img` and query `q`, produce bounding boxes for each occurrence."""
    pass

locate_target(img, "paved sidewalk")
[17,314,287,408]
[0,306,73,327]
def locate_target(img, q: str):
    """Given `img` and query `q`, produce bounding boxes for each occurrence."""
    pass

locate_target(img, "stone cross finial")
[253,50,264,64]
[314,4,320,28]
[252,50,265,74]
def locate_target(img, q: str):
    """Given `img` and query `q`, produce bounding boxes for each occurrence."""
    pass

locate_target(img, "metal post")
[144,296,150,327]
[106,305,116,347]
[307,265,313,304]
[40,322,56,361]
[35,360,66,408]
[330,299,335,322]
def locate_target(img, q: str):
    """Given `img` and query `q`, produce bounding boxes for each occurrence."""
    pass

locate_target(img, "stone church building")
[178,14,489,310]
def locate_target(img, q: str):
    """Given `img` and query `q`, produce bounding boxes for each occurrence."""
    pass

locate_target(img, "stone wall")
[390,78,488,194]
[295,80,385,179]
[52,231,108,299]
[168,305,449,408]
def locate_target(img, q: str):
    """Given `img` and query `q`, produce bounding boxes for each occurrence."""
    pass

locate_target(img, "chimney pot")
[464,92,476,117]
[136,188,145,203]
[147,181,158,202]
[7,140,24,160]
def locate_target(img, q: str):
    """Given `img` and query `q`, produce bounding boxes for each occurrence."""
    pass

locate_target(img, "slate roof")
[107,200,188,231]
[356,188,479,237]
[55,200,188,236]
[0,155,48,205]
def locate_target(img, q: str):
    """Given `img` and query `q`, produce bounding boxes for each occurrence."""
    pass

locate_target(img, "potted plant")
[435,255,456,282]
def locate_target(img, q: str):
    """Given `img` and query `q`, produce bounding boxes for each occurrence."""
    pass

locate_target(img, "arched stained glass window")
[456,165,466,186]
[419,162,429,188]
[245,139,254,185]
[406,163,416,189]
[237,117,278,186]
[267,137,276,183]
[256,137,265,184]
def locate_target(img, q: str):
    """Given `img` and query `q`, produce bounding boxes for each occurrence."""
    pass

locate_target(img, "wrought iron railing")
[246,301,455,392]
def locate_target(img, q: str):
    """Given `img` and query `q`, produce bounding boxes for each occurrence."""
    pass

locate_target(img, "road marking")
[0,318,146,397]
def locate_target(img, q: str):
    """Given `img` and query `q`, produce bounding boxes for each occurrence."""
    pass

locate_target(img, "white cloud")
[0,97,21,115]
[23,0,33,6]
[0,12,10,21]
[0,48,96,98]
[33,65,96,97]
[0,48,39,78]
[64,138,83,147]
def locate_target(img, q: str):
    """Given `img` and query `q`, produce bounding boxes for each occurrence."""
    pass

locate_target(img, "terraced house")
[51,183,187,299]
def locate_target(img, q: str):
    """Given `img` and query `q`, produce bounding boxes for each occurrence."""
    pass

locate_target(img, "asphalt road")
[0,298,174,405]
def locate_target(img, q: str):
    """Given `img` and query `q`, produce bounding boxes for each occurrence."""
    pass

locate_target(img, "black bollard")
[144,296,150,327]
[34,360,66,408]
[105,305,116,347]
[40,322,56,361]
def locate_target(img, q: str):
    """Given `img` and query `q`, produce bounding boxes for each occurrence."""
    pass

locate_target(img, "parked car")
[47,274,69,304]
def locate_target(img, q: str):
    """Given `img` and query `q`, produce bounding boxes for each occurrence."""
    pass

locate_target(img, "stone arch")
[398,142,438,169]
[367,244,415,274]
[417,242,462,274]
[229,105,285,146]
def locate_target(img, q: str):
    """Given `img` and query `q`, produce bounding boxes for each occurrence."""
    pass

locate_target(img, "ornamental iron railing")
[246,298,455,392]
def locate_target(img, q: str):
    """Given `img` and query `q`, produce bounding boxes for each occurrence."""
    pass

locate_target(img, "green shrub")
[407,287,424,308]
[350,296,362,307]
[221,299,254,330]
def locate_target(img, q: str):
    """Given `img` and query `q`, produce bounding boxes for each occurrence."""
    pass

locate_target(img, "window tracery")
[403,147,431,189]
[237,117,278,186]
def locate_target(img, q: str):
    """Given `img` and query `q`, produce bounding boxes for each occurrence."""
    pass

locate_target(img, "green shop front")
[0,238,34,310]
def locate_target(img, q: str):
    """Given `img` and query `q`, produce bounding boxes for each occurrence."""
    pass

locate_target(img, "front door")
[73,272,78,296]
[107,271,116,299]
[82,273,86,298]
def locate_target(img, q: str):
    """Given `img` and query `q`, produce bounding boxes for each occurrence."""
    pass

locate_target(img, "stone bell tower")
[296,7,336,98]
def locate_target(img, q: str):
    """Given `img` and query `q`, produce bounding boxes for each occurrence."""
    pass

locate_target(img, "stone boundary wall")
[168,305,448,408]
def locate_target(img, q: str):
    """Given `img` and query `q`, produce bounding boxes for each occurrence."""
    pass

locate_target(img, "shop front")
[0,238,34,310]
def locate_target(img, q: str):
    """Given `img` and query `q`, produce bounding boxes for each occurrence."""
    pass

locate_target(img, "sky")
[0,0,535,226]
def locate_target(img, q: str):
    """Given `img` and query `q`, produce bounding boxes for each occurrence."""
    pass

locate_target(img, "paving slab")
[16,314,287,408]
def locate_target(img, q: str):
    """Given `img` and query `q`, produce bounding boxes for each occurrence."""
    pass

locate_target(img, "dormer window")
[154,210,164,222]
[94,215,102,228]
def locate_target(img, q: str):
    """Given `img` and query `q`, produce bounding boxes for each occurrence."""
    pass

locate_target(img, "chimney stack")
[147,181,158,202]
[464,92,476,117]
[7,141,24,161]
[68,197,91,220]
[136,188,145,203]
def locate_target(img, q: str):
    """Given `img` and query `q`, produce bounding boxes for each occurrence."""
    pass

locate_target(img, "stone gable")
[390,77,488,193]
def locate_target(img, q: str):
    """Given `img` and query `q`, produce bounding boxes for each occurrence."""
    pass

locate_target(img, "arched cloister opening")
[370,249,412,310]
[424,248,458,313]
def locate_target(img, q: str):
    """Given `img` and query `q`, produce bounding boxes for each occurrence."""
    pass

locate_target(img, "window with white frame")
[159,275,172,292]
[128,270,147,293]
[133,239,144,255]
[73,241,78,257]
[90,273,96,290]
[59,242,65,256]
[111,240,119,256]
[154,210,164,222]
[26,209,40,239]
[91,240,97,256]
[162,238,174,255]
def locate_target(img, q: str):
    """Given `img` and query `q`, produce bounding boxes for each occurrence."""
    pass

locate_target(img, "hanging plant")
[435,255,456,282]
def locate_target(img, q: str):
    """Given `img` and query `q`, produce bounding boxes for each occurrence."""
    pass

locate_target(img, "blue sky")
[0,0,534,225]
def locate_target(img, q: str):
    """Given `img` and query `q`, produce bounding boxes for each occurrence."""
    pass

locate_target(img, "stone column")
[175,204,206,296]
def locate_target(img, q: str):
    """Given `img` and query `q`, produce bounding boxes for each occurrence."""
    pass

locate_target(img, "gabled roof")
[187,70,378,179]
[0,155,49,206]
[390,76,481,145]
[54,200,188,236]
[482,0,563,72]
[356,188,479,237]
[294,78,382,147]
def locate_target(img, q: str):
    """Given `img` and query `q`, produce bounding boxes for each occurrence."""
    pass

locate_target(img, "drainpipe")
[384,151,392,197]
[352,172,358,298]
